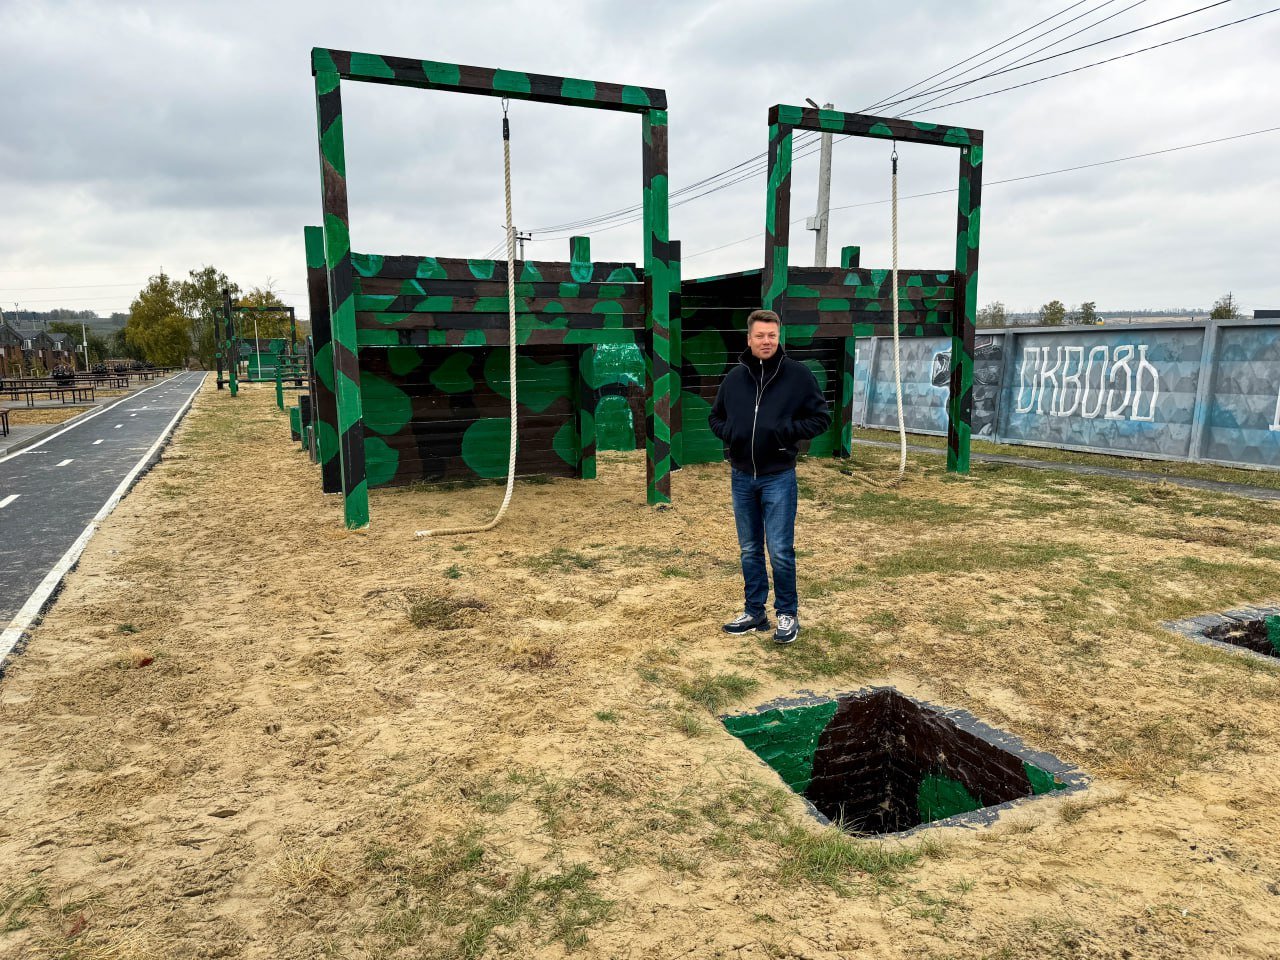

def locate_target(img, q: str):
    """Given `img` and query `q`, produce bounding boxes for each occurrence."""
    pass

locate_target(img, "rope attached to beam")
[889,145,907,484]
[417,100,520,537]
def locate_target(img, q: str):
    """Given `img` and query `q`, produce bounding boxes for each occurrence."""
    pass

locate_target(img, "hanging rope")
[888,144,908,484]
[417,99,520,537]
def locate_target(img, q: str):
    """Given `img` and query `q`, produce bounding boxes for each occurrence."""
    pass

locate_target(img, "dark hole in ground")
[724,688,1072,836]
[1203,615,1280,659]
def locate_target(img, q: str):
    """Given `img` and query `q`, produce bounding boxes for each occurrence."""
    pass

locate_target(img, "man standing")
[709,310,830,644]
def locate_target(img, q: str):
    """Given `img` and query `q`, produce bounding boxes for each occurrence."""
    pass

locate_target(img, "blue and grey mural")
[853,321,1279,471]
[1203,325,1280,470]
[998,327,1205,458]
[864,335,1004,438]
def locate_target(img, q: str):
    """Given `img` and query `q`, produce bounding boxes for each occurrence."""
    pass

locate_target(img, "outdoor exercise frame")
[312,47,676,529]
[761,105,982,472]
[217,295,300,393]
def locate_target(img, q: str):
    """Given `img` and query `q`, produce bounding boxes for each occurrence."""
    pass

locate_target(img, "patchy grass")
[677,672,760,713]
[0,877,46,932]
[406,590,488,629]
[853,426,1280,491]
[524,548,600,574]
[760,624,888,681]
[770,825,942,894]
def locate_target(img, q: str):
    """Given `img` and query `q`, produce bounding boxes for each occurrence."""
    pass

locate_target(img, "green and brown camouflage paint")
[310,48,676,527]
[759,105,983,472]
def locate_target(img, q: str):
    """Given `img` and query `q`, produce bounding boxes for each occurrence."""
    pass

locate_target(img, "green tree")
[234,285,295,343]
[178,266,239,369]
[1039,299,1067,326]
[1209,292,1240,320]
[1079,301,1097,324]
[125,273,189,366]
[977,301,1007,328]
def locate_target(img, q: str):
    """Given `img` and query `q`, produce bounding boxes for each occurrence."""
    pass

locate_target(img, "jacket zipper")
[749,357,782,478]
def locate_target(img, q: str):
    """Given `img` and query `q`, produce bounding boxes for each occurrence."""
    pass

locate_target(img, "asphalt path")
[0,372,206,663]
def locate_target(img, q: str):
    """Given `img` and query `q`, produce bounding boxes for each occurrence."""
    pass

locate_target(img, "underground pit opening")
[722,687,1083,836]
[1165,605,1280,662]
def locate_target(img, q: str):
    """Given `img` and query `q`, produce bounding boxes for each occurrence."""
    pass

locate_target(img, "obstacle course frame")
[760,105,982,471]
[312,48,677,528]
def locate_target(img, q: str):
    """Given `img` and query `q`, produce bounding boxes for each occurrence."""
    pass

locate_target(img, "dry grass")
[2,384,1279,959]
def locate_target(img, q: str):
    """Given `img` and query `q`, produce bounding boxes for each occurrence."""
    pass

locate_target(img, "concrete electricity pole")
[81,321,90,370]
[804,100,834,267]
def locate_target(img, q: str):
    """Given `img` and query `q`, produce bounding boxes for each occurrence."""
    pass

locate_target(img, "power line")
[877,0,1236,115]
[501,2,1260,250]
[0,282,144,292]
[862,0,1094,112]
[515,4,1163,240]
[681,124,1280,261]
[903,4,1280,116]
[888,0,1151,117]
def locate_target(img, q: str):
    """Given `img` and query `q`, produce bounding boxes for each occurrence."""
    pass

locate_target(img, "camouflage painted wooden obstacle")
[673,108,982,470]
[757,105,983,472]
[310,48,677,528]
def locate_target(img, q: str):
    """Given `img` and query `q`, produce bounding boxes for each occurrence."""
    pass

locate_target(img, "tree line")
[121,268,293,369]
[977,293,1244,328]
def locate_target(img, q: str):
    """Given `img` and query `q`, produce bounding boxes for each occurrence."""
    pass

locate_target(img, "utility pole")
[804,99,834,267]
[515,230,531,261]
[81,321,90,370]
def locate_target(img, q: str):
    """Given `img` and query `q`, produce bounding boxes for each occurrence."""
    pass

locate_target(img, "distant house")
[48,332,80,369]
[47,335,77,371]
[0,322,20,379]
[22,331,57,374]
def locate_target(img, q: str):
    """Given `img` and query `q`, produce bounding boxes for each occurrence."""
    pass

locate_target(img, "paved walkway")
[0,372,206,668]
[858,439,1280,501]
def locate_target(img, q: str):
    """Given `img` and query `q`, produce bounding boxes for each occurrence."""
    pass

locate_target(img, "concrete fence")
[853,319,1280,471]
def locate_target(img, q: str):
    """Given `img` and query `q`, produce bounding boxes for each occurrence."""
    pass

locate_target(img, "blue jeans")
[731,467,798,618]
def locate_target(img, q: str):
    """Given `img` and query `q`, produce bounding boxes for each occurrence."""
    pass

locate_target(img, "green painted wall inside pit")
[1266,615,1280,655]
[722,700,839,794]
[916,773,981,823]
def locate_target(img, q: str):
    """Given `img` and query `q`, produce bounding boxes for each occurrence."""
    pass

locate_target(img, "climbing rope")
[888,144,908,484]
[417,100,520,537]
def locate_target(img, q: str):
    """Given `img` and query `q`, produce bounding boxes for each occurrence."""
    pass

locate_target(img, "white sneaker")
[774,614,799,645]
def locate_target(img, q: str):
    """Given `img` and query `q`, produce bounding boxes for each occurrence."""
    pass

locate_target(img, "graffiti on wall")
[930,336,1003,436]
[1013,343,1161,422]
[1273,384,1280,432]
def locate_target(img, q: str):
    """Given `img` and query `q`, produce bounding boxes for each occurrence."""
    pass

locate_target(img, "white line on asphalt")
[1,376,203,667]
[0,373,201,466]
[57,459,73,467]
[0,494,18,509]
[93,439,104,445]
[114,424,122,429]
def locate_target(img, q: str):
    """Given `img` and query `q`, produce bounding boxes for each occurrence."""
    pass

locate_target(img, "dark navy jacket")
[708,348,831,477]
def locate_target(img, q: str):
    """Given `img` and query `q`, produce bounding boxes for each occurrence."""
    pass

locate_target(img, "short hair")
[746,309,781,331]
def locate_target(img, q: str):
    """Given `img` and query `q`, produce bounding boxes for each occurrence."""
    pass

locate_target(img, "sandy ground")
[1,382,1279,960]
[3,406,90,427]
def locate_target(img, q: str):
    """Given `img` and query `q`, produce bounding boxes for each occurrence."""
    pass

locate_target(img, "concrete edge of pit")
[721,685,1090,839]
[1162,603,1280,666]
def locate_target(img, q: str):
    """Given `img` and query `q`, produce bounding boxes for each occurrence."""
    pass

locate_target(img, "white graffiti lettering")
[1016,342,1161,422]
[1080,345,1109,419]
[1271,385,1280,432]
[1015,346,1040,414]
[1057,345,1085,417]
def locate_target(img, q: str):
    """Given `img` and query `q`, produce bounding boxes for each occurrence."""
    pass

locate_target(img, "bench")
[0,407,8,437]
[0,384,95,406]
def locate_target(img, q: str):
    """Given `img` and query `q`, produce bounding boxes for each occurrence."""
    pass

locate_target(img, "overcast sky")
[2,0,1278,322]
